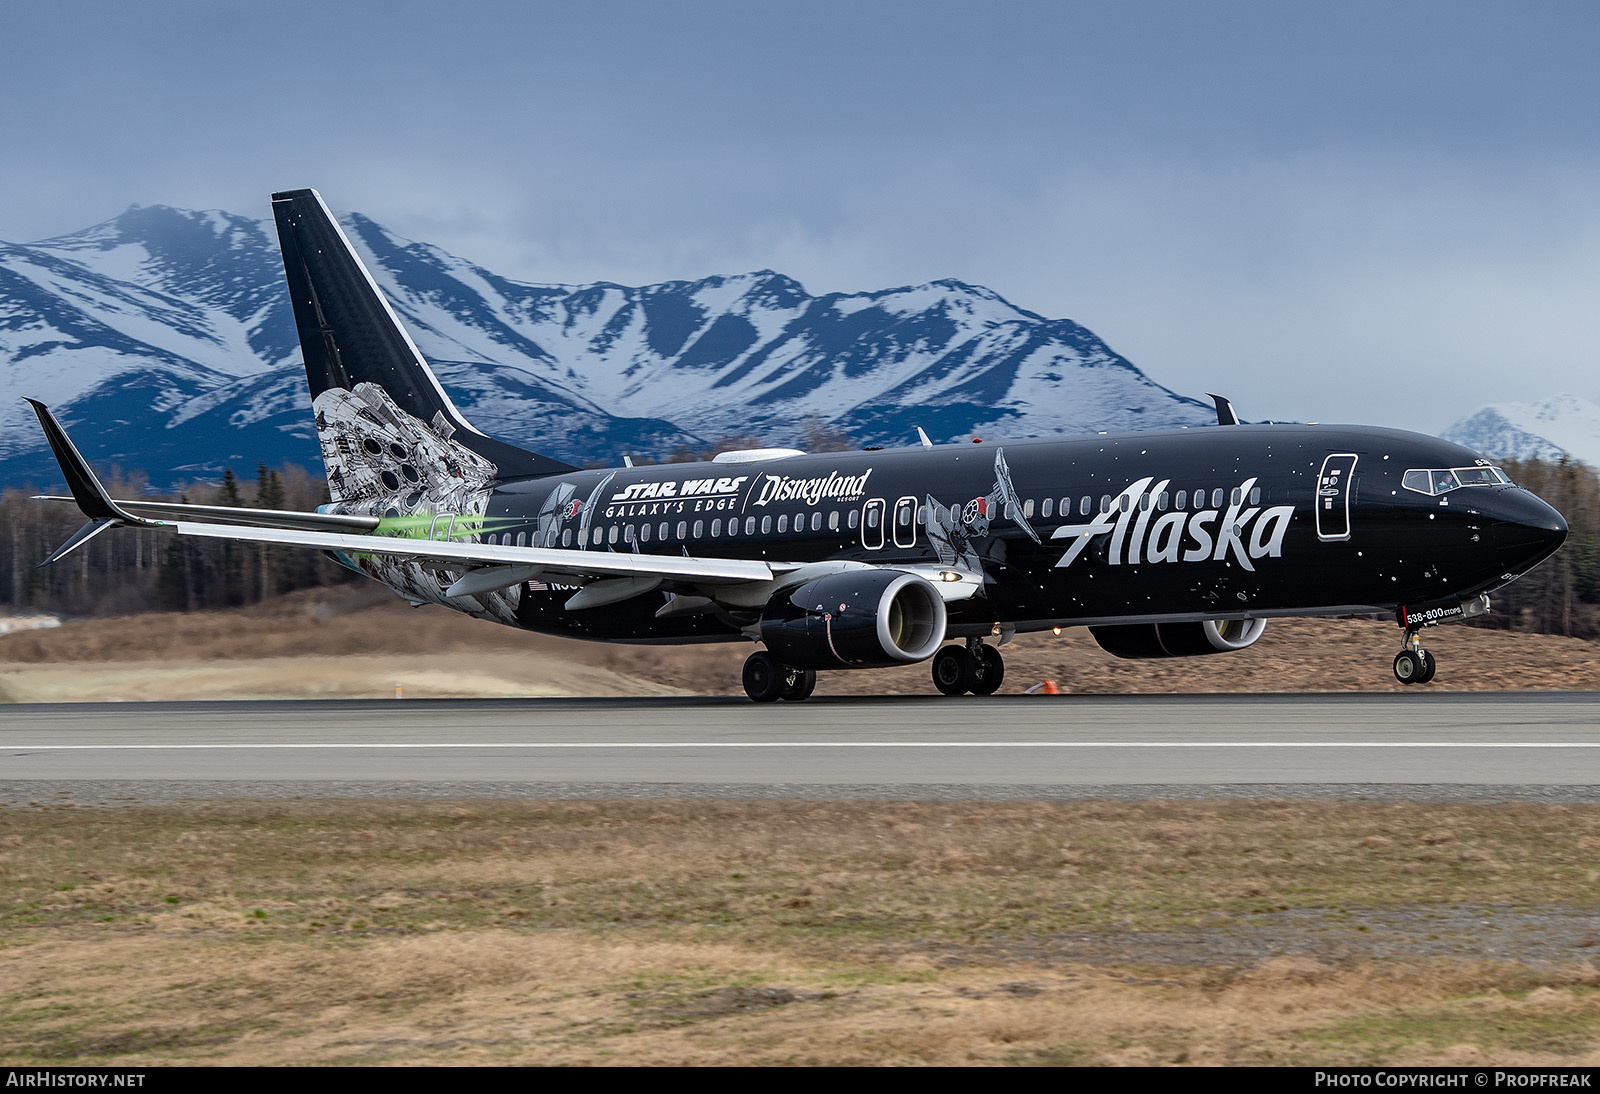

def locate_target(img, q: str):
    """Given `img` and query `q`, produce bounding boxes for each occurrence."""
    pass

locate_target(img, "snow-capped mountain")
[1442,394,1600,471]
[1,203,1216,489]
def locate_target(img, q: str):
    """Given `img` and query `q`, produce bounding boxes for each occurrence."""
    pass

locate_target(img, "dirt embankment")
[1,583,1598,700]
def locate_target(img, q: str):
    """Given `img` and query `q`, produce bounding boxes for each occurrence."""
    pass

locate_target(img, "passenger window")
[1139,493,1150,512]
[1004,502,1015,520]
[829,510,840,531]
[641,523,651,543]
[1212,488,1224,508]
[1100,495,1111,514]
[778,515,789,533]
[726,518,737,537]
[812,512,822,531]
[607,526,618,545]
[692,520,703,538]
[761,516,772,534]
[562,530,571,547]
[592,528,603,546]
[1022,499,1034,518]
[1158,492,1169,511]
[746,517,756,535]
[516,531,526,547]
[1250,487,1261,505]
[862,498,886,550]
[711,518,721,537]
[848,510,859,530]
[1176,490,1187,510]
[1041,498,1053,518]
[658,521,668,541]
[625,525,636,545]
[1118,495,1130,513]
[1231,488,1242,506]
[1080,496,1091,516]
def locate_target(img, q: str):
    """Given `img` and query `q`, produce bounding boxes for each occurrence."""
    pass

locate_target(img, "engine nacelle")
[1089,618,1267,659]
[759,570,947,669]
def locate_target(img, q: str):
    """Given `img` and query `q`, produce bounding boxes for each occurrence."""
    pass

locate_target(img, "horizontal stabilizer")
[37,518,118,568]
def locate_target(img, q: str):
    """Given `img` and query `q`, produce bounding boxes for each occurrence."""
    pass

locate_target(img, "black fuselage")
[429,423,1567,644]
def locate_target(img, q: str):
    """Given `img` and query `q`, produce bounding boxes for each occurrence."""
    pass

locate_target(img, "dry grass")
[3,799,1600,1065]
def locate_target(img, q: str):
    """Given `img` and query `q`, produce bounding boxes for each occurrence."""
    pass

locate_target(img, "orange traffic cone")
[1042,680,1059,695]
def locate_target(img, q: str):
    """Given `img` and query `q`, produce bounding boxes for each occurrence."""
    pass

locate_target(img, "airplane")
[26,188,1569,701]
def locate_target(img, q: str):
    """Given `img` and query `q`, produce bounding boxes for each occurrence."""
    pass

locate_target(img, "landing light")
[938,571,962,582]
[1052,627,1062,636]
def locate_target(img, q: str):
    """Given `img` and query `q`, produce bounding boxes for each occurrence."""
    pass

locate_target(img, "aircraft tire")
[1393,650,1422,685]
[932,646,972,695]
[781,668,817,702]
[1416,649,1437,684]
[743,651,787,703]
[970,646,1005,695]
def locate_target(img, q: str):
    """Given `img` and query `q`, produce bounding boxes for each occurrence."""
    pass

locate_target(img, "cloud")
[2,1,1598,430]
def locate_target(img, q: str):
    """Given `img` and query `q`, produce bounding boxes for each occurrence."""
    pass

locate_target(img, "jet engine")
[1089,618,1267,659]
[760,569,947,669]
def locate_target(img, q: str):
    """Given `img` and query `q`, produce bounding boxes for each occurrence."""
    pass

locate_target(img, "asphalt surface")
[2,692,1598,803]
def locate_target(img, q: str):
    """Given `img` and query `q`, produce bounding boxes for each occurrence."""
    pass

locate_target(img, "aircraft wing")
[168,519,785,585]
[33,495,381,533]
[25,399,792,589]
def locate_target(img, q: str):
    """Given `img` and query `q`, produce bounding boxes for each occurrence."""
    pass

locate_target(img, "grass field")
[3,798,1599,1065]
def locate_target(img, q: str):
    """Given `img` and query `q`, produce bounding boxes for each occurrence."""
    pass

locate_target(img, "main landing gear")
[1392,627,1438,685]
[931,639,1005,696]
[742,650,817,703]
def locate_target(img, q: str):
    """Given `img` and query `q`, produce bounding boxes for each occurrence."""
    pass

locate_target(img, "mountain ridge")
[2,202,1216,489]
[1442,394,1600,471]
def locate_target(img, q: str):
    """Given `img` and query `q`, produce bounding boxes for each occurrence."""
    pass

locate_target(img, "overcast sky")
[2,0,1597,432]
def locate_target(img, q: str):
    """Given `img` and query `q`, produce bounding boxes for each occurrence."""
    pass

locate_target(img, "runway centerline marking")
[5,742,1600,751]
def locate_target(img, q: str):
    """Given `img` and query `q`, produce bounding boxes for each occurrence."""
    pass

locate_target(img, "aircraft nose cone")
[1492,492,1568,574]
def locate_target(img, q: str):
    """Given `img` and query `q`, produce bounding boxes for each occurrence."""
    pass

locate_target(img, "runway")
[2,692,1598,802]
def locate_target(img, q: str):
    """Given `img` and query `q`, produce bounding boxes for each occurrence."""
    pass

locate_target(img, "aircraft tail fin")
[270,189,576,502]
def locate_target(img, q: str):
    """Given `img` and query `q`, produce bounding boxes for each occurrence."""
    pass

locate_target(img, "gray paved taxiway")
[2,693,1598,802]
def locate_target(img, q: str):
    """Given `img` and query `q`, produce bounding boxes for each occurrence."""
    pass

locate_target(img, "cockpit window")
[1402,465,1511,495]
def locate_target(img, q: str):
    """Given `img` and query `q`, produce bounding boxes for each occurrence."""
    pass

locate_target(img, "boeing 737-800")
[28,189,1569,700]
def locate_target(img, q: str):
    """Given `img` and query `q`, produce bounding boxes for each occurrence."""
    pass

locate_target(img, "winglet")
[1206,393,1240,426]
[23,399,153,526]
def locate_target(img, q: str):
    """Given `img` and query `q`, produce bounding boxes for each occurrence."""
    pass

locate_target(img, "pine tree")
[253,463,288,601]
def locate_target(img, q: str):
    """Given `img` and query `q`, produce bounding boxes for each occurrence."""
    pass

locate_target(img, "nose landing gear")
[931,639,1005,696]
[1392,629,1438,685]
